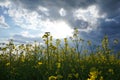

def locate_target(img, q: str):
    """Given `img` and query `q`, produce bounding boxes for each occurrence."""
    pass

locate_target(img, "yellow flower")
[74,73,79,78]
[57,75,63,79]
[49,76,57,80]
[38,62,43,65]
[51,45,57,50]
[100,76,104,80]
[68,74,72,78]
[87,68,99,80]
[45,40,49,44]
[64,38,67,43]
[50,36,53,41]
[108,69,114,74]
[56,39,61,46]
[56,62,61,68]
[87,40,92,46]
[6,62,10,66]
[21,58,25,62]
[113,39,118,44]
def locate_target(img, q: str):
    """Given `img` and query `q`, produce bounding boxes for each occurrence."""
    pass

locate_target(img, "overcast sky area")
[0,0,120,50]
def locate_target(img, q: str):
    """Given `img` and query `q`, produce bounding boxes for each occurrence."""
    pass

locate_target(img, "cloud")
[1,0,107,33]
[0,0,10,8]
[8,0,120,19]
[5,4,45,30]
[96,0,120,18]
[105,18,119,23]
[0,0,120,51]
[12,34,43,44]
[99,18,120,37]
[15,0,95,10]
[0,15,9,28]
[13,0,119,18]
[59,8,66,16]
[20,31,42,38]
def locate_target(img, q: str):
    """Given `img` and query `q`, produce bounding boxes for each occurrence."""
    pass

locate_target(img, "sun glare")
[42,20,73,39]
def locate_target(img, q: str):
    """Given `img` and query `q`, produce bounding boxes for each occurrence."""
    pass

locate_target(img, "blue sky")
[0,0,120,50]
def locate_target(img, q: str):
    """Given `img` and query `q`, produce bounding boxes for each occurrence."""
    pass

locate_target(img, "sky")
[0,0,120,50]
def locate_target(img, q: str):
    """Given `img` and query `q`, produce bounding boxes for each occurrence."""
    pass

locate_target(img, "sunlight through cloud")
[42,20,73,39]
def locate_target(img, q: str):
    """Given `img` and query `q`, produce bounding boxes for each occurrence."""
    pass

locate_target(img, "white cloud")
[0,15,9,28]
[59,8,66,16]
[0,0,11,8]
[73,5,106,32]
[20,31,42,38]
[38,6,49,16]
[78,27,93,33]
[4,2,73,39]
[74,5,105,20]
[105,18,119,23]
[7,6,42,30]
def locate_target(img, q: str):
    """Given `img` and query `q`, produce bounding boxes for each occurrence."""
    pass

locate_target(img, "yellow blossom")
[64,38,67,43]
[100,76,104,80]
[49,76,57,80]
[38,62,43,65]
[68,74,72,78]
[56,62,61,68]
[74,73,79,78]
[57,75,63,79]
[108,69,114,74]
[21,58,25,62]
[6,62,10,66]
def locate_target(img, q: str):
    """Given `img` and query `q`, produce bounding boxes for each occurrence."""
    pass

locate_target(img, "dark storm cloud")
[13,0,95,9]
[95,0,120,51]
[63,0,95,8]
[69,19,89,29]
[10,0,120,30]
[99,17,120,41]
[12,0,120,17]
[100,22,120,36]
[10,0,96,26]
[83,17,120,51]
[96,0,120,18]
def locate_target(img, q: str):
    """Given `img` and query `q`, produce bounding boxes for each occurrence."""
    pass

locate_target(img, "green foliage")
[0,29,120,80]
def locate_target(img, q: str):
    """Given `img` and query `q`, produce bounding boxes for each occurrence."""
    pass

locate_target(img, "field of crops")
[0,29,120,80]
